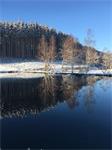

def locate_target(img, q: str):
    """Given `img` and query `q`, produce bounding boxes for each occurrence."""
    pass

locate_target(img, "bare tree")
[38,35,49,71]
[62,36,75,73]
[102,48,112,73]
[48,35,56,72]
[84,28,96,71]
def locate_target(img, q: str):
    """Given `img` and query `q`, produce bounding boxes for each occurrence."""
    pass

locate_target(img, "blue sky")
[0,0,112,51]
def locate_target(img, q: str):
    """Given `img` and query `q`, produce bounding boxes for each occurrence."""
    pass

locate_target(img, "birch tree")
[84,28,96,70]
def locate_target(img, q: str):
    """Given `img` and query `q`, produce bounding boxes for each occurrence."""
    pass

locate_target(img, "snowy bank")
[0,61,112,76]
[0,72,45,79]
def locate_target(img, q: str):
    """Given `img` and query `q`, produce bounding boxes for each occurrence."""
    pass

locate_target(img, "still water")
[0,75,112,149]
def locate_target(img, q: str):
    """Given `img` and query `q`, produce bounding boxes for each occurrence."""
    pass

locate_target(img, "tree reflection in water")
[1,75,111,118]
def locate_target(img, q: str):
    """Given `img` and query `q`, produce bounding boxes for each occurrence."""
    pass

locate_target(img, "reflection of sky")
[53,78,112,119]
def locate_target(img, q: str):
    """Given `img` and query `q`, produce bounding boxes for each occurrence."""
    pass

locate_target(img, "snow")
[0,62,45,72]
[0,61,112,78]
[0,72,44,79]
[87,69,112,74]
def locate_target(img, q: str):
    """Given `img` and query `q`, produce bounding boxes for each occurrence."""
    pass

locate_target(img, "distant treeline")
[0,22,69,59]
[0,22,102,63]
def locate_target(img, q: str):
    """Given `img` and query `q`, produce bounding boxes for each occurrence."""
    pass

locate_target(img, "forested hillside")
[0,22,102,64]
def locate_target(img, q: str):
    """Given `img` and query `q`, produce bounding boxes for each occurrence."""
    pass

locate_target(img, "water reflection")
[1,75,109,118]
[1,75,112,149]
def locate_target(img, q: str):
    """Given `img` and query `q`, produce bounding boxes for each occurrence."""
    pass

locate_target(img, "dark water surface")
[0,75,112,149]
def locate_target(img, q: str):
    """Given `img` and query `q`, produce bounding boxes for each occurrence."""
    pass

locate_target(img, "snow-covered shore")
[0,72,45,79]
[0,61,112,78]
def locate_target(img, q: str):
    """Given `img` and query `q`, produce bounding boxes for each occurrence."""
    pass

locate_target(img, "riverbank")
[0,61,112,77]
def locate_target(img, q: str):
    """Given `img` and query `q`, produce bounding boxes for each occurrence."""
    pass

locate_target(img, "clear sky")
[0,0,112,52]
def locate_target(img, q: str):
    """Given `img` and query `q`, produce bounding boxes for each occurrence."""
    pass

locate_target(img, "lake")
[0,75,112,149]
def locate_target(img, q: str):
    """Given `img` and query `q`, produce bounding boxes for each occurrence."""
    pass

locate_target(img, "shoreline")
[0,71,112,79]
[0,61,112,78]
